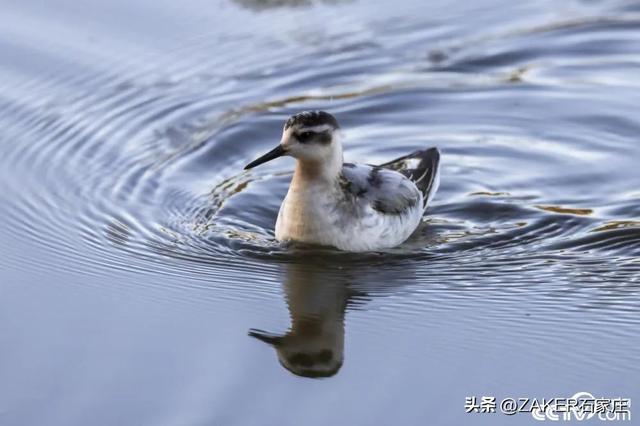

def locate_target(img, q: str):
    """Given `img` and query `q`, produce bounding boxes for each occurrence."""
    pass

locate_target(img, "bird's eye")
[298,131,314,142]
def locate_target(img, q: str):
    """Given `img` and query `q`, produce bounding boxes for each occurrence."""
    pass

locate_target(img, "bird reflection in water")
[248,257,356,378]
[232,0,349,11]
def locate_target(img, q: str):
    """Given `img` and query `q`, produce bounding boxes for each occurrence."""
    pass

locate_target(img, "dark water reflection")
[233,0,350,10]
[249,259,352,378]
[1,0,640,424]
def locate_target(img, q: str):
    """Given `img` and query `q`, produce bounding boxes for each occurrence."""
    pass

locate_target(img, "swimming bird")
[244,111,440,251]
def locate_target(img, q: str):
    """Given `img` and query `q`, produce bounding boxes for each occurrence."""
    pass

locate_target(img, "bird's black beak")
[244,145,286,170]
[248,328,283,346]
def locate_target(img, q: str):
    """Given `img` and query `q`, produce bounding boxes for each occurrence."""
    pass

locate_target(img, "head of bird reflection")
[244,111,342,172]
[248,321,344,378]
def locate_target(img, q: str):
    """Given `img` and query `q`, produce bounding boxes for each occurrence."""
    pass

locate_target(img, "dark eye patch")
[296,130,332,144]
[297,131,315,143]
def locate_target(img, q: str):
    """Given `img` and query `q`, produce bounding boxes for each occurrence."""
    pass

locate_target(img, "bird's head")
[244,111,342,173]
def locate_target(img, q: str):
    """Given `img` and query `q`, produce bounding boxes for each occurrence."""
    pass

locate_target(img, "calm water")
[1,0,639,424]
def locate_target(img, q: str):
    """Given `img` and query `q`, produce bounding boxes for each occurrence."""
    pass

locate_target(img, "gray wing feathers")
[370,170,420,214]
[340,165,421,215]
[378,147,441,208]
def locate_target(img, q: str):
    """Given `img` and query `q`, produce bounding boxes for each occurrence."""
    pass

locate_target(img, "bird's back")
[377,147,441,208]
[339,163,423,216]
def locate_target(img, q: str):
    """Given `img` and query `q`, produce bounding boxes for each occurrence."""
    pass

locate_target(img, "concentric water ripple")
[1,1,639,423]
[2,7,640,288]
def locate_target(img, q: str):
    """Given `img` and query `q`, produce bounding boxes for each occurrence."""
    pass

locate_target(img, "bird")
[244,111,440,252]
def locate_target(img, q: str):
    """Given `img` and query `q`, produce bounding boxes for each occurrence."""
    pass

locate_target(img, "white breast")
[275,175,424,252]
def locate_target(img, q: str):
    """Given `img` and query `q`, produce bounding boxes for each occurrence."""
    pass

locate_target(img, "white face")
[281,124,338,163]
[243,113,342,171]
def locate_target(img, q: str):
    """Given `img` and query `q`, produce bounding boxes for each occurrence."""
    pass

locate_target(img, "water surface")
[1,0,639,425]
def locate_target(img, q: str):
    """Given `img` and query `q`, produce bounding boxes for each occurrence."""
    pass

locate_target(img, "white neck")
[293,140,343,184]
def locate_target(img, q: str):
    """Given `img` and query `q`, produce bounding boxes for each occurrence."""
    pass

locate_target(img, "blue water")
[1,0,639,425]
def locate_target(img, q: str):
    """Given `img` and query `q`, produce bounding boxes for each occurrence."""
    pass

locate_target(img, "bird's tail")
[378,147,441,209]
